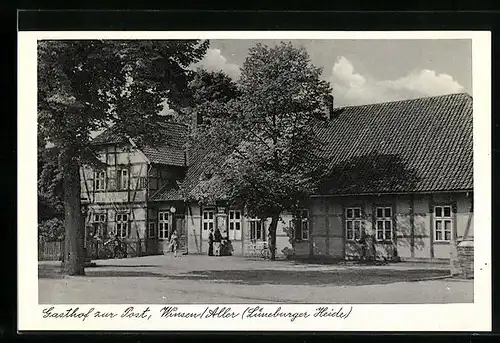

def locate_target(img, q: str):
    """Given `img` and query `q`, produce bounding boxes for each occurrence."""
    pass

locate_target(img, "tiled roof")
[91,126,126,145]
[177,92,473,199]
[91,121,188,167]
[149,181,184,201]
[149,138,219,201]
[143,122,188,167]
[315,93,473,195]
[116,92,474,201]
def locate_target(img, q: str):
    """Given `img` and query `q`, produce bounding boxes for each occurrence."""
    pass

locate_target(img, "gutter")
[310,189,474,198]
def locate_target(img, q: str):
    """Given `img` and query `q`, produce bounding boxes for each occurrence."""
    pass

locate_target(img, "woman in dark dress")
[208,228,214,256]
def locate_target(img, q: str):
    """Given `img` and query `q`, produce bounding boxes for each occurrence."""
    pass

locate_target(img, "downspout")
[145,163,153,253]
[462,192,473,241]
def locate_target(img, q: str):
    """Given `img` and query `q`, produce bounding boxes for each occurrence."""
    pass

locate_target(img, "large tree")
[38,40,209,275]
[193,42,332,260]
[172,68,241,126]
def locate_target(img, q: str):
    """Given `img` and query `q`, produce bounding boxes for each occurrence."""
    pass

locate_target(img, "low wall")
[457,240,474,279]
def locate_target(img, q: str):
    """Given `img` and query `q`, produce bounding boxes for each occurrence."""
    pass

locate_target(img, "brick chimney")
[324,94,334,120]
[196,111,203,125]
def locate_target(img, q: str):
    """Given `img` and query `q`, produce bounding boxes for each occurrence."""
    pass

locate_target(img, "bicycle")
[98,237,126,259]
[260,242,274,259]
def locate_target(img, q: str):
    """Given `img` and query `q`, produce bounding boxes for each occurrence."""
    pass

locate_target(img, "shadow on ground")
[171,269,449,286]
[38,265,162,279]
[91,264,161,268]
[39,263,449,286]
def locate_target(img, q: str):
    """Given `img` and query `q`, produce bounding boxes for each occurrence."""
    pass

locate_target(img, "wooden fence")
[38,238,162,261]
[38,240,64,261]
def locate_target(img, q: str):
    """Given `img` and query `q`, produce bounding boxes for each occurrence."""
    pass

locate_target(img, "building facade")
[81,93,474,261]
[80,122,188,255]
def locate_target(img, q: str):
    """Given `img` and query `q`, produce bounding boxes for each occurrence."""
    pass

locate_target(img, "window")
[249,218,265,241]
[115,213,129,238]
[140,177,148,189]
[118,169,129,190]
[158,212,169,240]
[202,210,215,231]
[375,207,393,241]
[345,207,362,241]
[91,213,107,236]
[148,222,157,238]
[95,171,106,191]
[149,177,158,190]
[228,210,242,240]
[434,205,453,241]
[148,168,159,190]
[294,209,309,241]
[107,152,116,165]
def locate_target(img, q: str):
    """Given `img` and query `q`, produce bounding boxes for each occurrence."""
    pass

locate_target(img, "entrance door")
[175,215,186,252]
[202,209,215,240]
[228,210,242,241]
[158,211,171,253]
[374,206,396,260]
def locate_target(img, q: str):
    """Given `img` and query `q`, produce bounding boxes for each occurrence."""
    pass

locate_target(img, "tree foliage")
[38,146,64,221]
[173,68,241,126]
[38,40,209,274]
[39,218,65,242]
[38,40,209,153]
[193,42,332,260]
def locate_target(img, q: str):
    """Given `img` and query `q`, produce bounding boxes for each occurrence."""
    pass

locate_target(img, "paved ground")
[39,254,473,304]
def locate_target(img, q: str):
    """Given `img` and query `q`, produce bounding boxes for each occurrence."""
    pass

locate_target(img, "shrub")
[38,217,65,241]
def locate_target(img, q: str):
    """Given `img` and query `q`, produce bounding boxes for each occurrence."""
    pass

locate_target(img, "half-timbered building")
[81,92,473,261]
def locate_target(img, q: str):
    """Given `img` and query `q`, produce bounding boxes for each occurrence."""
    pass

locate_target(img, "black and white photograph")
[18,31,491,331]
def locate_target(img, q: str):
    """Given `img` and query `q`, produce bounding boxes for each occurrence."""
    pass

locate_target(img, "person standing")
[170,230,179,257]
[208,228,214,256]
[214,228,222,257]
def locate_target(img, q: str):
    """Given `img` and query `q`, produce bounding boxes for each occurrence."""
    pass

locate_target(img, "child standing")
[170,230,179,257]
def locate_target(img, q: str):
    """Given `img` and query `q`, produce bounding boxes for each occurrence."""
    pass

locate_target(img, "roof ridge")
[333,92,471,110]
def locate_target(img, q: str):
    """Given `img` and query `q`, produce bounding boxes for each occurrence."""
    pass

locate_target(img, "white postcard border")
[18,30,492,332]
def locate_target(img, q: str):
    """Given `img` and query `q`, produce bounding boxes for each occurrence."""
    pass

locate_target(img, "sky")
[193,39,472,107]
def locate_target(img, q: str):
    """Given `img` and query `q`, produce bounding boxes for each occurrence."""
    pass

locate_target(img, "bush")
[38,217,65,241]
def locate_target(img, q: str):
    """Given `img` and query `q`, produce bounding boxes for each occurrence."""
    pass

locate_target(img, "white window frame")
[91,213,107,236]
[158,211,170,240]
[228,210,242,240]
[118,169,129,190]
[95,170,106,191]
[140,177,148,189]
[345,207,362,241]
[114,213,129,239]
[202,209,215,233]
[148,222,157,238]
[375,206,393,241]
[249,218,265,241]
[294,209,309,241]
[434,205,453,242]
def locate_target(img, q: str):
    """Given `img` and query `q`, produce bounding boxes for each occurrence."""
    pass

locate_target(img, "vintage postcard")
[18,30,491,331]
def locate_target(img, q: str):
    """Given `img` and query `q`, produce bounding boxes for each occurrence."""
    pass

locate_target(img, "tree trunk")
[268,214,279,261]
[60,147,85,276]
